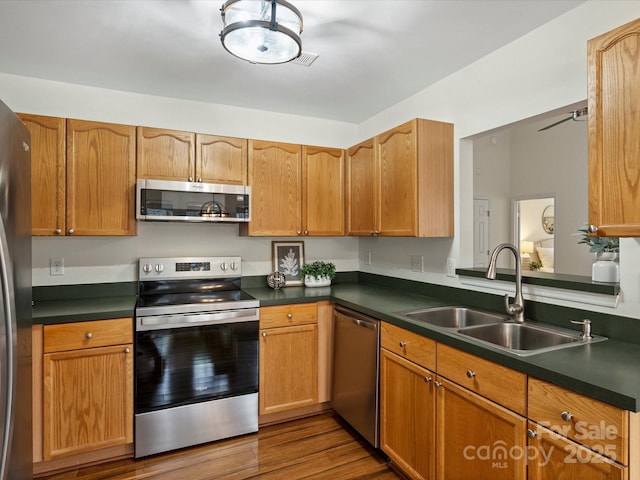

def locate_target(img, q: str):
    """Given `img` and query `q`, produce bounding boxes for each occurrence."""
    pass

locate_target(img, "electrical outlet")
[411,255,424,273]
[446,257,456,277]
[364,251,372,266]
[50,257,64,276]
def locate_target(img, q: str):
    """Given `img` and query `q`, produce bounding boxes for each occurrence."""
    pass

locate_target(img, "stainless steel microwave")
[136,179,251,223]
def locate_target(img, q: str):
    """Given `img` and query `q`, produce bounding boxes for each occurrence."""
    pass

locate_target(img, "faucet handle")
[503,294,523,315]
[571,319,592,339]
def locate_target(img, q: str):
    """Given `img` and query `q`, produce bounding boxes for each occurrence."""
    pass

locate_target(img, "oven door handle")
[137,308,259,331]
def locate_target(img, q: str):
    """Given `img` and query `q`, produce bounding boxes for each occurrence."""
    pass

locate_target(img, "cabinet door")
[43,344,133,460]
[587,18,640,236]
[346,138,376,236]
[196,134,247,185]
[246,140,301,236]
[527,422,626,480]
[136,127,195,182]
[380,349,435,480]
[302,145,345,236]
[18,114,66,236]
[66,119,136,236]
[437,377,527,480]
[259,324,318,415]
[376,121,418,236]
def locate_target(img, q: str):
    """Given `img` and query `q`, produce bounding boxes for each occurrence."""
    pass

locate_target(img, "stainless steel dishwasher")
[331,305,380,447]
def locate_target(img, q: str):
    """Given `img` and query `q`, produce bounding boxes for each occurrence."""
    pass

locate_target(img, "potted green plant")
[575,224,620,283]
[300,261,336,287]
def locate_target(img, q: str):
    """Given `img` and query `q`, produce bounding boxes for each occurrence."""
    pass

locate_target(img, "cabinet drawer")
[528,377,629,465]
[44,318,133,353]
[437,343,526,415]
[260,303,317,329]
[381,322,436,370]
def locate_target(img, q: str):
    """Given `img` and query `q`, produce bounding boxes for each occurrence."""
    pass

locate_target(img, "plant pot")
[304,275,331,288]
[592,252,619,283]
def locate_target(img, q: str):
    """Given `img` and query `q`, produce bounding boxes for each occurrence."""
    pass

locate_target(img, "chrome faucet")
[486,243,525,323]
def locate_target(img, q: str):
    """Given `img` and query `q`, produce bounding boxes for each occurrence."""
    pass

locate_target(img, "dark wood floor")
[41,413,403,480]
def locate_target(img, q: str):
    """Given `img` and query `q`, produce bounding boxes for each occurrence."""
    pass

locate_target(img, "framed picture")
[272,241,305,286]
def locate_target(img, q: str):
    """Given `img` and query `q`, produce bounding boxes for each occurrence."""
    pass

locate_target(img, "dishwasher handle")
[334,306,378,330]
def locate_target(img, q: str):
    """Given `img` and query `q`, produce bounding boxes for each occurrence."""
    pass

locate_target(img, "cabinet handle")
[262,332,267,338]
[526,429,537,439]
[124,347,130,354]
[296,230,302,235]
[188,176,194,182]
[588,225,598,234]
[424,376,432,383]
[434,381,443,388]
[67,228,74,234]
[466,370,476,378]
[561,411,573,422]
[287,313,293,319]
[54,229,62,235]
[304,230,309,235]
[85,332,93,339]
[399,341,407,348]
[197,177,203,183]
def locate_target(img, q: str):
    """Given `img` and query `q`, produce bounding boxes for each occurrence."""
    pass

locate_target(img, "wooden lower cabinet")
[380,349,436,480]
[39,318,133,468]
[436,376,527,480]
[527,422,626,480]
[259,304,319,416]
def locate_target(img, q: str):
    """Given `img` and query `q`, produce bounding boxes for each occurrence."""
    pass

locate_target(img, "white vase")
[304,275,331,287]
[592,252,619,283]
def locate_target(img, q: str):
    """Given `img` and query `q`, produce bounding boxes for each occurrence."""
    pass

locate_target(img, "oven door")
[135,310,258,414]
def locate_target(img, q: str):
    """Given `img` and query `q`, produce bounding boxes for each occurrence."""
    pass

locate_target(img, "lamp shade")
[520,241,534,254]
[220,0,303,64]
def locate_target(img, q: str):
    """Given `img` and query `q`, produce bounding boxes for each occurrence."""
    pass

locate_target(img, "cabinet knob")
[124,347,130,354]
[424,376,432,383]
[526,429,537,439]
[399,341,407,348]
[588,225,598,234]
[262,332,267,338]
[54,229,62,235]
[304,230,309,235]
[197,177,203,183]
[434,381,443,388]
[188,176,194,182]
[67,228,74,234]
[85,332,93,339]
[297,230,302,235]
[287,313,293,319]
[561,411,573,422]
[466,370,476,378]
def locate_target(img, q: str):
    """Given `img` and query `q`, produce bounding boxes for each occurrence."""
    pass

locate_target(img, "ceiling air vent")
[291,52,319,67]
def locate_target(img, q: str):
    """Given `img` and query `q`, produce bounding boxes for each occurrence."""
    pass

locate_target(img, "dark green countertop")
[34,279,640,412]
[249,283,640,412]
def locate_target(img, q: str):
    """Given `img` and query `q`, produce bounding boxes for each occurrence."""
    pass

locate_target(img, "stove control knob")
[220,262,228,272]
[155,264,164,273]
[143,264,153,274]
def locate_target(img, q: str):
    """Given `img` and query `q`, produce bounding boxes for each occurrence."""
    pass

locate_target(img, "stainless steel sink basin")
[398,307,508,328]
[457,322,606,356]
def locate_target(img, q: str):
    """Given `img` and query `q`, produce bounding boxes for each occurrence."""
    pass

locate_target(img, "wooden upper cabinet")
[67,119,136,236]
[302,145,345,236]
[348,118,453,237]
[244,140,302,236]
[588,18,640,237]
[136,127,195,182]
[347,138,376,236]
[196,134,247,185]
[18,114,66,236]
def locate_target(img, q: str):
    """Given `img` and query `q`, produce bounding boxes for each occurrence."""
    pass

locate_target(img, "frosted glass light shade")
[220,0,303,64]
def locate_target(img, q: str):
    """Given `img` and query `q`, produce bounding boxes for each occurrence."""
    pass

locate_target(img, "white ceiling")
[0,0,585,124]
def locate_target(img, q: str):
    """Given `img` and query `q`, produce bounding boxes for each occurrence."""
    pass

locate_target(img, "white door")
[473,198,490,267]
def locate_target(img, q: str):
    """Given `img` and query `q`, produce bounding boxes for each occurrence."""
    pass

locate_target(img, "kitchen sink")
[398,306,508,328]
[457,322,606,356]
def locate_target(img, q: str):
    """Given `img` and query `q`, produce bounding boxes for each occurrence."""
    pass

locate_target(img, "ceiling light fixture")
[220,0,303,64]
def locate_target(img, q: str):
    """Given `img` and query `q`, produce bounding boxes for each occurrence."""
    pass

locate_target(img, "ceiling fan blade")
[538,115,574,132]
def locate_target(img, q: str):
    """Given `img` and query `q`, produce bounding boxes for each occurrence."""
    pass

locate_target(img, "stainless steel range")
[134,256,259,458]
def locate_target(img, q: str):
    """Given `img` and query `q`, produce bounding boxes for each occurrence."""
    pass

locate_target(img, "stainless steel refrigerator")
[0,100,32,479]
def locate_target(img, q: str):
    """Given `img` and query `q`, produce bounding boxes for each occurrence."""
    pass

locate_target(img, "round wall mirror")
[542,205,554,234]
